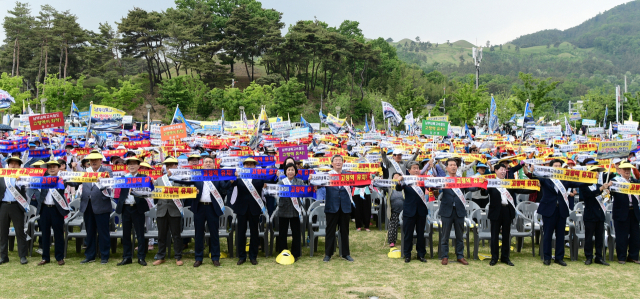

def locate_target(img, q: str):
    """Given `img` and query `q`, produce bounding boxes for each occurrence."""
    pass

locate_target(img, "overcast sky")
[0,0,632,45]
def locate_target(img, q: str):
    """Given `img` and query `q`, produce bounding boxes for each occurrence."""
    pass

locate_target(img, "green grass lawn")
[1,221,637,298]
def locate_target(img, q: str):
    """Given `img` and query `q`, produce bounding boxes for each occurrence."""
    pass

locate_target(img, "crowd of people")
[0,123,639,270]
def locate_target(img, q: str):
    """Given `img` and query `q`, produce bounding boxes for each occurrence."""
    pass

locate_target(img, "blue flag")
[364,116,370,133]
[172,106,194,135]
[71,101,80,118]
[603,105,608,126]
[489,95,498,133]
[524,101,533,122]
[221,109,225,134]
[300,116,314,133]
[319,110,327,123]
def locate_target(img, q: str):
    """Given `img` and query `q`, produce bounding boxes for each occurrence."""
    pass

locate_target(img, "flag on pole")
[489,95,497,133]
[381,101,403,126]
[524,100,533,122]
[172,106,194,135]
[564,116,572,136]
[70,101,80,118]
[300,116,313,133]
[319,110,327,123]
[603,105,608,127]
[364,115,370,133]
[220,109,225,134]
[371,114,376,132]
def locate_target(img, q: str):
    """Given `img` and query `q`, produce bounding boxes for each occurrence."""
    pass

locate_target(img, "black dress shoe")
[20,257,28,265]
[554,259,567,266]
[543,260,551,266]
[404,257,411,263]
[101,259,108,265]
[584,259,593,265]
[594,258,610,266]
[80,258,94,264]
[138,259,147,266]
[213,260,221,267]
[117,258,132,266]
[342,255,354,262]
[250,259,258,265]
[502,260,515,266]
[419,257,427,263]
[0,258,9,265]
[193,261,202,267]
[489,260,497,266]
[237,259,246,265]
[323,255,331,262]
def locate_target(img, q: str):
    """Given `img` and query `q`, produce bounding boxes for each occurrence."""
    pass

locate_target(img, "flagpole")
[86,101,93,140]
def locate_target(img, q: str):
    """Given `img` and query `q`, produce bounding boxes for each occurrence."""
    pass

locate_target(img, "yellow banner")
[611,182,640,195]
[536,167,598,184]
[152,186,198,199]
[90,104,125,122]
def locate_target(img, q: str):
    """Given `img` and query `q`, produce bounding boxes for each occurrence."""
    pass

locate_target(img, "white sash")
[452,188,467,206]
[242,179,266,213]
[49,189,70,211]
[551,179,571,210]
[162,175,183,216]
[204,181,226,213]
[410,184,428,207]
[496,187,517,210]
[5,177,29,212]
[282,177,302,217]
[390,160,403,174]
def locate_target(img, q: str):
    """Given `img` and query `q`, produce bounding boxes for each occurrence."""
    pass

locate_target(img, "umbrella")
[0,124,13,132]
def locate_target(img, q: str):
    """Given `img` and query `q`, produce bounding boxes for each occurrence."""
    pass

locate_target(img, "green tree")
[451,79,489,125]
[0,72,32,113]
[157,76,193,111]
[3,2,33,77]
[271,78,306,120]
[94,79,143,111]
[511,72,560,117]
[37,74,86,113]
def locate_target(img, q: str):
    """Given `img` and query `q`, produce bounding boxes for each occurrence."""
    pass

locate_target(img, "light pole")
[472,47,483,90]
[145,104,152,131]
[40,98,47,114]
[335,106,341,119]
[239,106,245,121]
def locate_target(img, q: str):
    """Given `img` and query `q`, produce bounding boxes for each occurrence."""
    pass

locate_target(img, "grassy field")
[1,220,637,298]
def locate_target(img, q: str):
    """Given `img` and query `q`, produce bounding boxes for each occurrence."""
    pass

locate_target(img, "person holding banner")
[153,157,184,266]
[610,162,640,264]
[0,157,30,265]
[78,151,113,265]
[438,158,481,265]
[34,160,69,266]
[381,149,419,179]
[116,157,151,266]
[275,163,305,261]
[578,163,611,266]
[172,156,232,267]
[486,164,535,266]
[395,161,428,263]
[231,157,276,266]
[530,159,586,266]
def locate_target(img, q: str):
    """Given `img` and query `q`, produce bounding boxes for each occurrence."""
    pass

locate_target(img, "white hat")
[392,149,403,155]
[612,158,623,164]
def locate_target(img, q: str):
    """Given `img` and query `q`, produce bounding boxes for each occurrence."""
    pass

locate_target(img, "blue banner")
[268,184,316,198]
[238,156,276,167]
[114,176,154,189]
[237,168,278,180]
[29,149,66,159]
[279,169,315,181]
[177,169,237,181]
[19,176,65,189]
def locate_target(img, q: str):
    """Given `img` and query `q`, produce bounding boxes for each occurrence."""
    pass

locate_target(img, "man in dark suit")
[321,155,356,263]
[153,157,184,266]
[531,159,585,266]
[578,163,610,266]
[610,162,640,264]
[116,157,150,266]
[173,156,231,267]
[0,157,30,265]
[231,157,275,266]
[79,151,113,264]
[35,160,70,266]
[438,158,481,265]
[395,162,428,263]
[486,163,534,266]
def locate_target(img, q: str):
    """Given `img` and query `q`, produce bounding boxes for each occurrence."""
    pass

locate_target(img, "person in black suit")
[486,163,535,266]
[0,157,30,265]
[78,151,113,264]
[438,158,483,265]
[35,160,70,266]
[231,157,275,266]
[395,161,428,263]
[578,163,611,266]
[171,156,231,267]
[610,162,640,264]
[530,159,585,266]
[116,157,151,266]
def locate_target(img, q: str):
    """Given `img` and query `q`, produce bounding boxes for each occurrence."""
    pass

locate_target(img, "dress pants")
[0,202,28,260]
[490,205,512,262]
[39,206,65,262]
[541,205,566,261]
[265,195,276,217]
[194,203,220,262]
[354,196,371,229]
[236,213,259,260]
[613,209,640,261]
[83,201,110,261]
[583,220,605,260]
[402,214,426,258]
[325,209,350,257]
[156,215,183,260]
[440,207,465,259]
[277,217,301,258]
[121,205,147,260]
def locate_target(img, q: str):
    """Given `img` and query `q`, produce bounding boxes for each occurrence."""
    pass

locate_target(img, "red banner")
[29,112,65,130]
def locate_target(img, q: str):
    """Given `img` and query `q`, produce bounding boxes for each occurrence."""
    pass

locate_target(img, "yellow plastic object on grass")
[387,248,402,259]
